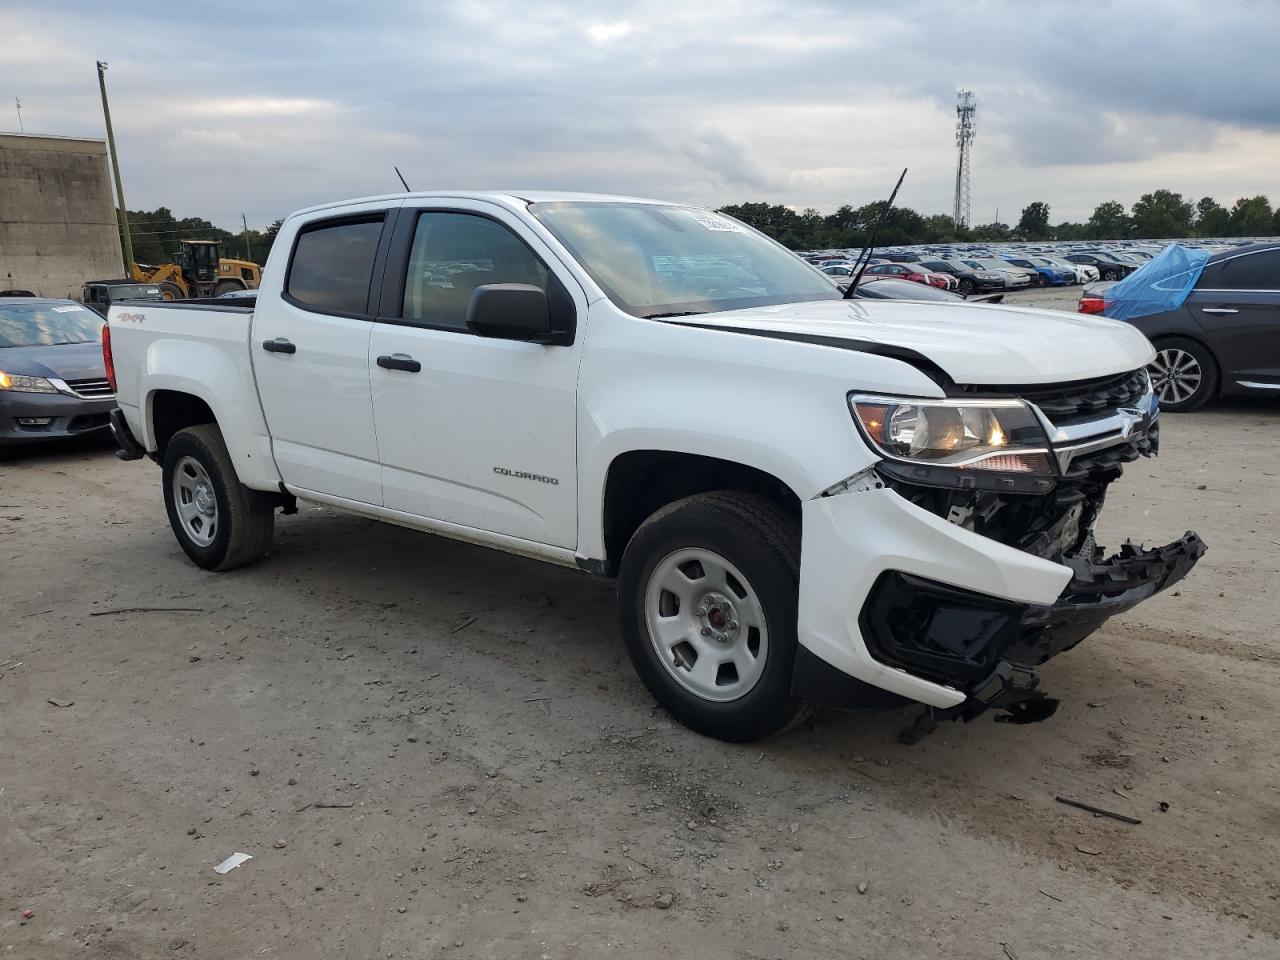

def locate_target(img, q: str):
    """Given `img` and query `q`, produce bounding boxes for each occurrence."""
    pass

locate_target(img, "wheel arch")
[595,449,802,577]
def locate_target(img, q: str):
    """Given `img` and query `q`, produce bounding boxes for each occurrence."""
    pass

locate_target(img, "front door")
[367,203,584,548]
[252,203,398,504]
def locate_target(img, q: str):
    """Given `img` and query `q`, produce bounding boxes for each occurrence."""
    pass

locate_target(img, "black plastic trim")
[108,407,145,461]
[790,646,908,711]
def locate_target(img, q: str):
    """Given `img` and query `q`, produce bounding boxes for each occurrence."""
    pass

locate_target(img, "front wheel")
[1149,338,1218,412]
[617,493,810,742]
[162,424,275,570]
[957,279,975,297]
[1102,269,1120,281]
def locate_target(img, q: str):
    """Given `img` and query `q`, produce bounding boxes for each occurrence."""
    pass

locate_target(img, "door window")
[1199,249,1280,291]
[286,216,385,316]
[401,213,549,330]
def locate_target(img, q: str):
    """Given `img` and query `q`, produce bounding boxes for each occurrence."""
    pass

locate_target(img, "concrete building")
[0,132,124,298]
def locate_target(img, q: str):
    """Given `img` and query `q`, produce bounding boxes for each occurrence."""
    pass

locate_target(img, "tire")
[158,281,184,301]
[1149,337,1218,412]
[617,492,811,742]
[957,279,975,297]
[213,279,244,297]
[162,424,275,571]
[1102,269,1119,281]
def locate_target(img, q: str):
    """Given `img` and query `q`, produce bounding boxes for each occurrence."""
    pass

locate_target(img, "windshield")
[528,202,839,318]
[0,301,104,348]
[108,284,163,299]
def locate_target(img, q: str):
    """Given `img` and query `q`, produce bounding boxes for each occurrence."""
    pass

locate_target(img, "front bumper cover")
[858,531,1206,723]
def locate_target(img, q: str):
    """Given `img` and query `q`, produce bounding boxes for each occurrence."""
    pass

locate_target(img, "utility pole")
[242,213,253,261]
[14,98,22,133]
[97,61,134,271]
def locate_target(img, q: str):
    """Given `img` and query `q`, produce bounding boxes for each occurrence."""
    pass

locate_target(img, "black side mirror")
[466,284,567,344]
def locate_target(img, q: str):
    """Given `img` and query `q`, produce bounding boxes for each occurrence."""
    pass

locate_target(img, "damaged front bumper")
[794,367,1206,728]
[861,531,1206,726]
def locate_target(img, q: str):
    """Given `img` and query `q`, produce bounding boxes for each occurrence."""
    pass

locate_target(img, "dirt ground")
[2,389,1278,958]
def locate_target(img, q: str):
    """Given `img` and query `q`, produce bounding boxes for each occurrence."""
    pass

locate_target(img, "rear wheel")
[1150,338,1217,412]
[1102,269,1120,281]
[158,281,184,301]
[618,492,810,742]
[213,279,244,297]
[162,424,275,570]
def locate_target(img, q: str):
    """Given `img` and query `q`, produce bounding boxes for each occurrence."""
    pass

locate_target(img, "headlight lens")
[0,372,59,394]
[850,396,1053,474]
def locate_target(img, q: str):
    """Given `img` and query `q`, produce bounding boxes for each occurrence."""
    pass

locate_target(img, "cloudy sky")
[5,0,1279,230]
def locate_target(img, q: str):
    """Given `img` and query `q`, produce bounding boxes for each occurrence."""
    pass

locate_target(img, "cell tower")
[953,90,976,229]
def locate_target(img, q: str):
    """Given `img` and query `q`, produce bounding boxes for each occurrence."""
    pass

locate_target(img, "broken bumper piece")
[861,531,1207,725]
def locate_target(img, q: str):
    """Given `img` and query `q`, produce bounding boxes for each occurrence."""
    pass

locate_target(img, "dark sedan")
[1065,251,1140,281]
[917,259,1007,296]
[0,298,115,446]
[1088,243,1280,411]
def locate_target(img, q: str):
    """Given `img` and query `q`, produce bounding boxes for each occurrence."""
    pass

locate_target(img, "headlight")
[976,272,1000,279]
[849,396,1053,474]
[0,372,59,394]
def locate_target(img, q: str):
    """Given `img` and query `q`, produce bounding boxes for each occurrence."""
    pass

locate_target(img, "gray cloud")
[4,0,1277,227]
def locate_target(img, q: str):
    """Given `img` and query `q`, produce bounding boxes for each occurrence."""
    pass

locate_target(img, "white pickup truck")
[105,191,1204,742]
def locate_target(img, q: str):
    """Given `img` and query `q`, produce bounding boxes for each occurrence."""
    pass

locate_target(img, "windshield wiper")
[643,311,705,319]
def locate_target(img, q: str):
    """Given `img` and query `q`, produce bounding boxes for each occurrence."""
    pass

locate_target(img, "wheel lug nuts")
[728,620,738,631]
[695,607,707,617]
[700,627,711,636]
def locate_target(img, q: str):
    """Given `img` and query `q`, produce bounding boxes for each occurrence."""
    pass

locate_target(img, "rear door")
[366,200,585,548]
[252,201,400,504]
[1189,246,1280,390]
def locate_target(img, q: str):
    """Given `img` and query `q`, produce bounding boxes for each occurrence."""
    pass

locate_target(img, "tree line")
[717,191,1280,250]
[115,208,284,267]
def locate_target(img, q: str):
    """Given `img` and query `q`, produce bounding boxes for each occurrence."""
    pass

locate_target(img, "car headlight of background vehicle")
[975,271,1002,280]
[849,396,1053,475]
[0,372,59,394]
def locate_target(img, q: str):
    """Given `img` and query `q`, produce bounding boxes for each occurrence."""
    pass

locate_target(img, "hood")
[671,298,1155,386]
[0,341,106,381]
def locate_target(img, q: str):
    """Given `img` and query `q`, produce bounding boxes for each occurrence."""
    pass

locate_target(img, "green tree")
[971,221,1012,242]
[1228,195,1273,236]
[1016,202,1051,240]
[1054,221,1087,241]
[1085,201,1131,240]
[1130,190,1194,239]
[1272,206,1280,237]
[1194,197,1230,237]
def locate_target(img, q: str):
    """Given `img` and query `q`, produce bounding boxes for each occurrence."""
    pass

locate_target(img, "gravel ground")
[1,377,1277,957]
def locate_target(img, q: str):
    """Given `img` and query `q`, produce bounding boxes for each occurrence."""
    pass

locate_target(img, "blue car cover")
[1103,244,1210,322]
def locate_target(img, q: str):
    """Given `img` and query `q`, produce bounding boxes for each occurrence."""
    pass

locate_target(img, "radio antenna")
[394,166,411,192]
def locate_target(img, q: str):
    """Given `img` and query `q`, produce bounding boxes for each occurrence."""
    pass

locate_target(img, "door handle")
[1200,307,1238,315]
[377,353,422,373]
[261,337,296,354]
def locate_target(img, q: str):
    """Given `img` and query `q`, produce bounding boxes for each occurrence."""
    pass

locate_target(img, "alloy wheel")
[1150,348,1203,406]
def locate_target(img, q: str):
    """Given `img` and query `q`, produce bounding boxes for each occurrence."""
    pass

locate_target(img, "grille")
[65,377,114,399]
[958,369,1148,424]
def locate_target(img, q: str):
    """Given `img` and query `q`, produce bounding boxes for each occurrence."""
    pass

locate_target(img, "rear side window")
[1199,249,1280,291]
[286,216,384,315]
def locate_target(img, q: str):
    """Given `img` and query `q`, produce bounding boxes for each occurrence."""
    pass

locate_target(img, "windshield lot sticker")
[694,216,740,233]
[52,305,87,313]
